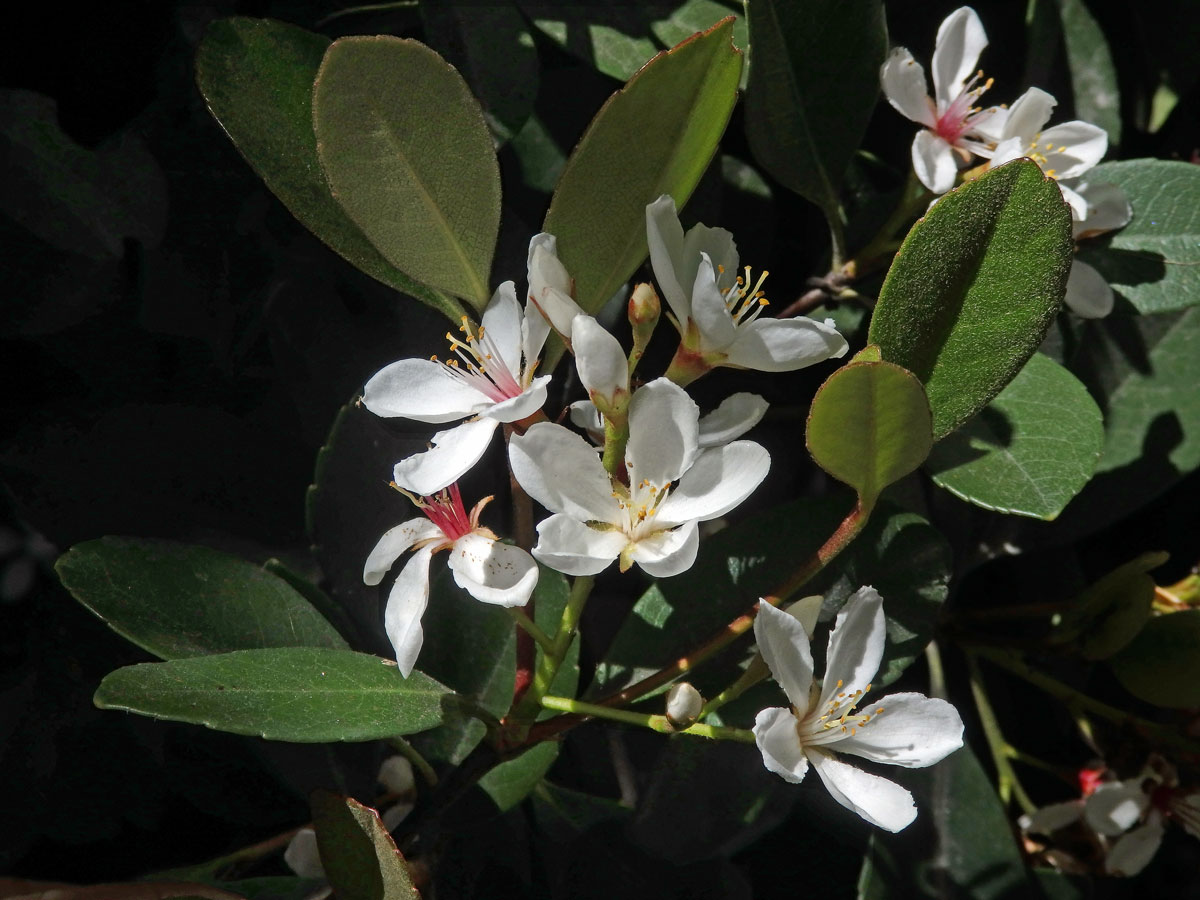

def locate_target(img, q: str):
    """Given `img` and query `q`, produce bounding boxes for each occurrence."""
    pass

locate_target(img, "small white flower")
[645,196,847,373]
[1062,178,1133,318]
[753,587,964,832]
[364,484,538,677]
[880,7,1000,193]
[569,391,769,449]
[509,378,770,577]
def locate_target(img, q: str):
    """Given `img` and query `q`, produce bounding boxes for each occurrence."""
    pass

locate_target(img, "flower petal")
[362,358,489,422]
[698,392,769,447]
[393,417,500,495]
[1105,817,1166,876]
[689,253,739,351]
[809,749,918,832]
[479,280,524,379]
[378,755,415,794]
[646,194,693,323]
[722,316,848,372]
[509,423,621,524]
[1039,121,1108,180]
[683,223,738,294]
[1064,259,1114,318]
[987,135,1026,169]
[1070,180,1131,237]
[880,47,935,128]
[531,513,628,576]
[568,399,605,444]
[448,533,539,607]
[911,130,960,194]
[484,373,551,423]
[363,517,443,585]
[384,544,435,677]
[832,692,964,768]
[626,378,700,487]
[999,86,1056,142]
[283,828,325,879]
[931,6,987,109]
[819,586,886,709]
[655,441,770,526]
[1021,801,1084,836]
[628,520,699,577]
[754,600,815,713]
[1085,781,1150,836]
[753,706,810,784]
[534,286,585,341]
[573,316,629,407]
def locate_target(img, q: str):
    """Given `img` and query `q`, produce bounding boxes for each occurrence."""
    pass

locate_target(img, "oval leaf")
[195,18,463,320]
[926,353,1103,520]
[94,648,449,741]
[806,359,933,507]
[1064,552,1167,661]
[314,36,500,308]
[868,160,1074,439]
[1054,0,1121,145]
[744,0,887,217]
[56,537,348,659]
[1109,611,1200,708]
[311,791,419,900]
[543,19,742,313]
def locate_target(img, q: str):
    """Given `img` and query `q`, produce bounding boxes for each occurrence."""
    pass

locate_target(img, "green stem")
[925,640,947,700]
[700,656,769,719]
[841,169,931,281]
[386,735,439,788]
[826,203,849,271]
[506,606,554,653]
[968,655,1036,814]
[601,417,630,476]
[540,695,755,742]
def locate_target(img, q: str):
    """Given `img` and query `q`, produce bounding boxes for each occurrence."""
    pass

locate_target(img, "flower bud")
[628,282,661,327]
[378,755,416,797]
[665,682,703,729]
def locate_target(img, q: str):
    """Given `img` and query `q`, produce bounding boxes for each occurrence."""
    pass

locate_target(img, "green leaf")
[926,353,1103,520]
[477,741,560,812]
[1075,160,1200,314]
[868,160,1074,439]
[1061,551,1166,661]
[1109,611,1200,708]
[56,537,348,659]
[1054,0,1121,146]
[195,18,462,320]
[313,36,501,308]
[806,359,933,507]
[543,18,742,313]
[311,791,420,900]
[743,0,886,219]
[94,648,449,741]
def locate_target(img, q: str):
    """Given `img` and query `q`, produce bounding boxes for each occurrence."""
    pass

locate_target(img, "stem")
[840,169,931,282]
[540,695,755,742]
[968,655,1037,814]
[601,417,630,476]
[925,640,947,700]
[700,655,769,719]
[826,203,849,271]
[506,607,554,653]
[386,736,439,788]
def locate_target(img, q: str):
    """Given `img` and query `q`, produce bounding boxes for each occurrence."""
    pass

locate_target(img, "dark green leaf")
[543,19,742,313]
[927,353,1103,520]
[743,0,886,219]
[1064,551,1166,661]
[806,359,933,507]
[869,160,1074,439]
[94,648,449,741]
[196,18,462,320]
[311,790,420,900]
[1054,0,1121,146]
[530,782,630,838]
[1109,611,1200,708]
[1075,160,1200,314]
[56,538,348,659]
[313,36,500,308]
[477,742,560,812]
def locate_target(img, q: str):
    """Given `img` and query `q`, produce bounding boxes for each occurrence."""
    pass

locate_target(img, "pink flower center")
[416,483,474,541]
[933,70,994,145]
[434,316,524,404]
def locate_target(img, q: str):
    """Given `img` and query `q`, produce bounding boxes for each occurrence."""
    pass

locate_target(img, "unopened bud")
[628,282,661,326]
[665,682,703,729]
[378,755,416,797]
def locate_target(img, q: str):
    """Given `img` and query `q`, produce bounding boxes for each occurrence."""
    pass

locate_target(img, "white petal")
[683,223,739,294]
[999,86,1056,142]
[1085,781,1150,836]
[753,706,810,783]
[508,422,620,524]
[722,316,848,373]
[363,517,443,585]
[480,281,524,379]
[528,233,572,299]
[573,316,628,406]
[283,828,325,879]
[931,6,987,110]
[628,521,699,577]
[970,104,1008,144]
[393,417,500,495]
[1058,182,1090,221]
[912,131,960,194]
[377,756,415,795]
[1064,259,1114,318]
[362,358,489,422]
[568,399,605,444]
[1021,801,1084,835]
[448,533,539,607]
[988,136,1026,169]
[534,286,584,339]
[484,373,550,423]
[832,693,964,767]
[809,749,918,832]
[381,801,415,831]
[880,47,936,127]
[1039,121,1108,179]
[690,253,739,350]
[656,441,770,526]
[819,586,886,709]
[531,514,627,576]
[1106,817,1166,876]
[384,545,435,677]
[698,392,769,447]
[645,194,692,323]
[1070,180,1131,237]
[625,379,700,487]
[754,600,815,713]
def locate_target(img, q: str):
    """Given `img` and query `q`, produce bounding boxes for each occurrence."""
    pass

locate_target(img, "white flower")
[362,239,560,495]
[1061,178,1133,318]
[527,232,585,339]
[880,7,1000,193]
[645,195,848,373]
[569,391,769,449]
[508,378,770,577]
[364,484,538,677]
[752,587,964,832]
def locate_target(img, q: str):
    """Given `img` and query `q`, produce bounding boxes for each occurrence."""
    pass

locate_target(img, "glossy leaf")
[1076,160,1200,314]
[94,648,449,741]
[1109,611,1200,708]
[195,18,462,320]
[1054,0,1121,146]
[743,0,886,219]
[56,537,348,659]
[311,791,419,900]
[313,36,500,308]
[927,353,1103,520]
[806,359,933,507]
[868,160,1074,439]
[543,19,742,313]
